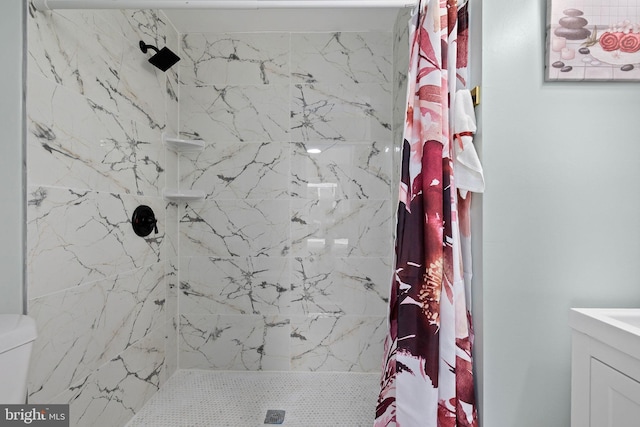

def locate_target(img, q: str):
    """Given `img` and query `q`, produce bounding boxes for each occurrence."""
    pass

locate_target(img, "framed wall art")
[546,0,640,81]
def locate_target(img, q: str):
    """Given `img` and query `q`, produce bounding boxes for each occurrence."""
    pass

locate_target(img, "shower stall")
[23,0,467,425]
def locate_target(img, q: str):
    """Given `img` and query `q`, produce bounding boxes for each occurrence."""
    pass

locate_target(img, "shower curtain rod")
[33,0,417,10]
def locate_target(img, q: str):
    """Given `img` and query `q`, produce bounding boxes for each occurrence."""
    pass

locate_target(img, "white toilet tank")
[0,314,37,404]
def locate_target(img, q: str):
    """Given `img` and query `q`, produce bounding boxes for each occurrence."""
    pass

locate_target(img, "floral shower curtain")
[375,0,478,426]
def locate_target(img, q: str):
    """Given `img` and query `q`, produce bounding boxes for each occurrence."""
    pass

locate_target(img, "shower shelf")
[162,189,206,202]
[162,133,205,152]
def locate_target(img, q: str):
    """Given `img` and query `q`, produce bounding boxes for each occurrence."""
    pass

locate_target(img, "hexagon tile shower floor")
[126,370,379,427]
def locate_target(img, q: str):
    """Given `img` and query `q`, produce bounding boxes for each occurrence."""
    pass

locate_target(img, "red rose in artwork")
[599,32,621,51]
[620,33,640,53]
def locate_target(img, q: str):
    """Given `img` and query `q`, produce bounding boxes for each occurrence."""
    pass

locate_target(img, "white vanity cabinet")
[570,308,640,427]
[590,358,640,425]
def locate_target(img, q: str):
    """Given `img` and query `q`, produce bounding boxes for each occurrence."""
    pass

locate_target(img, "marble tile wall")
[24,7,409,423]
[26,4,178,426]
[177,31,398,372]
[393,8,411,213]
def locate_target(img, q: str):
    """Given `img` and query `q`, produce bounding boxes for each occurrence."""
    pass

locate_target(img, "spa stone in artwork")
[560,17,588,29]
[563,9,584,17]
[554,27,591,40]
[554,9,591,40]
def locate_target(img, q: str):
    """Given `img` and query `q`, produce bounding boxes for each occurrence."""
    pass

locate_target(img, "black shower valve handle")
[132,205,158,237]
[141,215,158,234]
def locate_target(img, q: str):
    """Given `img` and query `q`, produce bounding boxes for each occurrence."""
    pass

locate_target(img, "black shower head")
[139,40,180,72]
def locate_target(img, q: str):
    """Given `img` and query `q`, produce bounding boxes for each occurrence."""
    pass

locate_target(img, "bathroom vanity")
[570,308,640,426]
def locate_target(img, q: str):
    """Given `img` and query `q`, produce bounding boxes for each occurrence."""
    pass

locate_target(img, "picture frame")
[546,0,640,81]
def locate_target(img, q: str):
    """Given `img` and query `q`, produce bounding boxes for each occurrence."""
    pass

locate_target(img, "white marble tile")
[164,202,179,260]
[28,262,166,403]
[106,53,167,135]
[290,82,392,143]
[27,73,165,196]
[392,8,410,129]
[164,149,180,200]
[179,84,289,143]
[290,198,392,257]
[165,68,180,136]
[123,10,174,48]
[163,259,178,383]
[28,284,104,404]
[160,11,180,138]
[180,142,290,199]
[160,11,179,52]
[163,315,178,385]
[290,256,391,316]
[392,10,410,223]
[50,326,165,427]
[291,32,392,85]
[179,314,290,371]
[28,7,81,91]
[27,17,397,397]
[26,7,175,421]
[290,315,386,372]
[180,256,290,315]
[179,199,289,257]
[27,186,164,298]
[180,33,290,86]
[290,141,392,200]
[124,264,166,348]
[393,9,410,112]
[74,26,138,104]
[52,9,170,52]
[350,140,393,200]
[28,9,168,134]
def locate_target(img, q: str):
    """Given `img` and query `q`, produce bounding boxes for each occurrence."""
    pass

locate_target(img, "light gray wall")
[0,0,25,315]
[482,1,640,426]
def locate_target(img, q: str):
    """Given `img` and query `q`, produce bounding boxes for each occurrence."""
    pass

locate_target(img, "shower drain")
[264,409,286,424]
